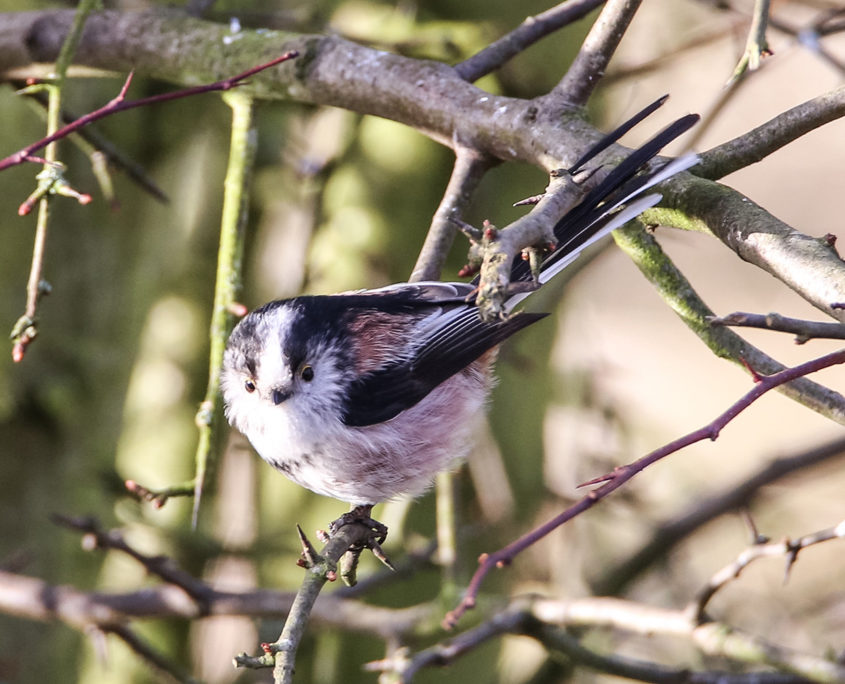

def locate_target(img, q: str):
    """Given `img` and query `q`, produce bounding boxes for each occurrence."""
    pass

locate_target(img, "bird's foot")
[322,505,394,584]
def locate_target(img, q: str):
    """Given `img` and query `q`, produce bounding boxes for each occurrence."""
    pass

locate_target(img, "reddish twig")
[0,51,299,174]
[444,347,845,628]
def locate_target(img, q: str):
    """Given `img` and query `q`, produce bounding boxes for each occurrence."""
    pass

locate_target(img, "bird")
[221,98,699,520]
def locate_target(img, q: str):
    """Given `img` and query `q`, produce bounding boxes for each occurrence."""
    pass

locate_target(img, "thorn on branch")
[124,479,195,509]
[296,524,321,568]
[513,192,546,207]
[227,301,249,317]
[739,356,764,383]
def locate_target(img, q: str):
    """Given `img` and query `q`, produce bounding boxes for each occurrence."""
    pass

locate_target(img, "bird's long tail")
[505,97,699,307]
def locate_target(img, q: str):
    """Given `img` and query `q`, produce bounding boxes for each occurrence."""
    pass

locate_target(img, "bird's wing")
[339,284,544,426]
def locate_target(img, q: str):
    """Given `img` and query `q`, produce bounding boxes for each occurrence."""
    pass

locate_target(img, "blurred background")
[0,0,844,682]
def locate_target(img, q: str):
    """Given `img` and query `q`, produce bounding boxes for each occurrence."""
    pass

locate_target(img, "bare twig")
[709,311,845,343]
[51,515,213,603]
[104,624,192,684]
[191,90,257,526]
[454,0,605,83]
[728,0,772,84]
[445,347,845,628]
[18,87,169,203]
[548,0,643,108]
[0,51,299,174]
[692,519,845,620]
[8,0,97,362]
[594,434,845,596]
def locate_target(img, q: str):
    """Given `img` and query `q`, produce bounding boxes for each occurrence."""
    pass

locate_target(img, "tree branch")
[643,174,845,324]
[548,0,643,108]
[709,310,845,342]
[454,0,605,83]
[694,84,845,180]
[4,10,845,322]
[593,434,845,596]
[410,144,493,282]
[612,222,845,423]
[692,519,845,620]
[446,347,845,627]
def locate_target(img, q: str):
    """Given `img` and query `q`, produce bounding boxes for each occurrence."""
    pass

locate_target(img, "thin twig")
[453,0,605,83]
[445,347,845,628]
[548,0,643,108]
[18,88,169,203]
[104,624,192,684]
[9,0,98,362]
[51,515,213,603]
[593,434,845,596]
[0,51,299,174]
[709,310,845,343]
[191,90,257,526]
[691,519,845,620]
[728,0,772,84]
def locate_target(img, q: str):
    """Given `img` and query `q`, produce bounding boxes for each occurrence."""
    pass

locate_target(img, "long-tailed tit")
[222,99,699,509]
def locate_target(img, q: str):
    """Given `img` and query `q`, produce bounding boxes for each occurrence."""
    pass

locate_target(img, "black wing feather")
[342,308,545,426]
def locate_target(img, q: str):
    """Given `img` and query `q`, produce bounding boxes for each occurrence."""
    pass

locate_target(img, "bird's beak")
[270,387,292,405]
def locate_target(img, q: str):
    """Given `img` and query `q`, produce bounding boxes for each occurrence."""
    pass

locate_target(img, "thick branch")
[3,11,845,321]
[644,175,845,324]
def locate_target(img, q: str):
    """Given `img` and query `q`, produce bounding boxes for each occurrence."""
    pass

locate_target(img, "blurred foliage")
[1,1,844,683]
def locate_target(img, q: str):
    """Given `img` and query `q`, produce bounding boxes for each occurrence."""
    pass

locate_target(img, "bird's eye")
[244,379,256,393]
[300,365,314,382]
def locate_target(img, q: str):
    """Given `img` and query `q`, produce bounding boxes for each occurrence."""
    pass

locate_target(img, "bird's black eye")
[300,365,314,382]
[244,379,256,393]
